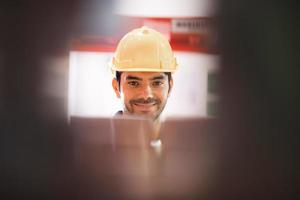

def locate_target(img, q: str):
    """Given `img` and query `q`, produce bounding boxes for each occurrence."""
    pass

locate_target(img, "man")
[110,26,178,142]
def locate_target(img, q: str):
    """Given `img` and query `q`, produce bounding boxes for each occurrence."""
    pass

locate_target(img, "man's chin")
[124,105,161,120]
[135,111,155,117]
[130,110,159,120]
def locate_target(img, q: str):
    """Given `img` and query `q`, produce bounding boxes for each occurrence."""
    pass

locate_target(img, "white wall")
[68,51,219,118]
[114,0,218,17]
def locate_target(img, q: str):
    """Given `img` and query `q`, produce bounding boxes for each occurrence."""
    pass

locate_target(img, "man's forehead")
[121,72,167,80]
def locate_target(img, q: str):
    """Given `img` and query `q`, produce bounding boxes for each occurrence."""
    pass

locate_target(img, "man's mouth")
[133,102,156,112]
[130,98,160,112]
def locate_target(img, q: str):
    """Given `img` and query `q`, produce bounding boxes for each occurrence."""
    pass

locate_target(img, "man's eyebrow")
[126,76,142,81]
[150,75,166,81]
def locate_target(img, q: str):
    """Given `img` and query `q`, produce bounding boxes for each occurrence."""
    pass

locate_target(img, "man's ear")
[167,77,173,97]
[112,78,121,98]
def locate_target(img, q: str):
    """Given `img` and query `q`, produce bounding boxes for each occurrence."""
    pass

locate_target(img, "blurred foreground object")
[70,116,218,199]
[1,0,299,199]
[217,0,299,199]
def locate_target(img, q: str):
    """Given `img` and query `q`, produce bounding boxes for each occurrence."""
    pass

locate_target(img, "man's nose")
[140,85,154,99]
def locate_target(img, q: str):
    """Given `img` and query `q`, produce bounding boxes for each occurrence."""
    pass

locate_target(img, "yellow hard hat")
[110,26,178,76]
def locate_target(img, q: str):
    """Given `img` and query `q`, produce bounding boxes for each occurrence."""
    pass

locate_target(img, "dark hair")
[116,71,172,91]
[116,71,122,89]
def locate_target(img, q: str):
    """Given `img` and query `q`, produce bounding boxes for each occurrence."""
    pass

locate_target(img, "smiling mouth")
[133,103,156,111]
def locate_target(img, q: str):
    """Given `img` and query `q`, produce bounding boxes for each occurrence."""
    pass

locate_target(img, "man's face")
[112,72,173,120]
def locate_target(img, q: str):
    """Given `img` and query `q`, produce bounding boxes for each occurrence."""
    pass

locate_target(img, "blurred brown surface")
[1,0,298,199]
[71,117,219,200]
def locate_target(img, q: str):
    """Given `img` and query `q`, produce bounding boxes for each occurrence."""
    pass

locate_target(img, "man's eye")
[152,81,164,87]
[128,81,139,87]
